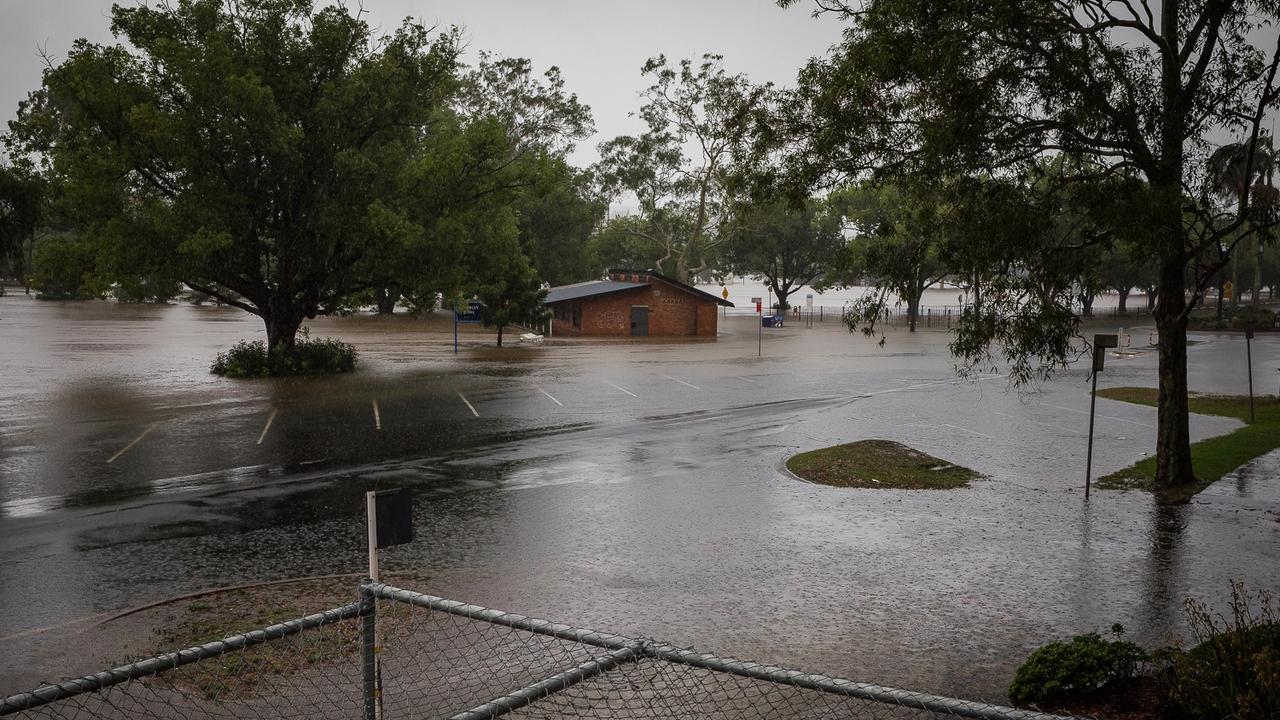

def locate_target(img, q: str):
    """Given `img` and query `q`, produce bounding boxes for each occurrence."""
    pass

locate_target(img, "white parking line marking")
[372,399,382,430]
[662,374,701,390]
[735,376,758,384]
[606,382,638,398]
[257,408,278,445]
[107,423,158,463]
[458,391,480,417]
[536,387,563,406]
[941,423,993,439]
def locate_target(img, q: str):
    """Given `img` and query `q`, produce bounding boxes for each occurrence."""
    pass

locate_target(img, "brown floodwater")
[1,292,1278,701]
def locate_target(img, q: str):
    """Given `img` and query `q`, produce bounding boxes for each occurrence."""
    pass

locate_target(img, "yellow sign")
[721,287,729,300]
[1223,280,1234,300]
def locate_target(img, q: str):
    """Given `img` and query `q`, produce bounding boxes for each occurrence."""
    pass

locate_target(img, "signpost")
[722,287,729,318]
[752,297,762,357]
[1085,334,1119,499]
[1245,324,1255,423]
[364,489,413,720]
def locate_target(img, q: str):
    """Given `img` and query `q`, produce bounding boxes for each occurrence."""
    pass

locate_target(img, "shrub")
[1230,307,1276,330]
[1156,583,1280,720]
[211,334,357,378]
[1008,625,1145,706]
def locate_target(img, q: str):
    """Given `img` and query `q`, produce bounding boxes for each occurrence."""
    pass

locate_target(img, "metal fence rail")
[1,579,1085,720]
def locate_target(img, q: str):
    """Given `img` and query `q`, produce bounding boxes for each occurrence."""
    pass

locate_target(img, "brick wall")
[549,277,719,337]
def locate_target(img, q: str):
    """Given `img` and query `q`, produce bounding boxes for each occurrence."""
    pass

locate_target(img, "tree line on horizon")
[1,0,1279,489]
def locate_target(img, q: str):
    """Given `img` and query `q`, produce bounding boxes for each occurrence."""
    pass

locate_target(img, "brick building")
[545,269,733,337]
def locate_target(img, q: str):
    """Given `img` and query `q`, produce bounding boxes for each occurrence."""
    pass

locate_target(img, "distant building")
[545,269,734,337]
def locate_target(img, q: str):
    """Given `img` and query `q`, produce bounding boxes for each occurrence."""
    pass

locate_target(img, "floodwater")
[1,292,1278,701]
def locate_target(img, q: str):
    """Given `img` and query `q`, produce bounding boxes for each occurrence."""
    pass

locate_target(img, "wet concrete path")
[1,294,1278,699]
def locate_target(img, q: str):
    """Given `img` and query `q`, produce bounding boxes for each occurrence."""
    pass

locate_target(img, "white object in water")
[519,332,544,343]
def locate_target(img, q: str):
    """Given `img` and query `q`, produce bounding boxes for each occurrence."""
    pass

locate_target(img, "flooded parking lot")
[1,293,1278,700]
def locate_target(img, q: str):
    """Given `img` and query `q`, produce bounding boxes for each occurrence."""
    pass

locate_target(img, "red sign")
[755,302,762,313]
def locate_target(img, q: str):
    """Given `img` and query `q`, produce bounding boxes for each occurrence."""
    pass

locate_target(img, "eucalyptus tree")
[826,183,950,331]
[778,0,1280,490]
[595,54,765,283]
[722,198,844,311]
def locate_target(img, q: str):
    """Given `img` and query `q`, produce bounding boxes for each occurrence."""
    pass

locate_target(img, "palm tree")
[1206,136,1275,310]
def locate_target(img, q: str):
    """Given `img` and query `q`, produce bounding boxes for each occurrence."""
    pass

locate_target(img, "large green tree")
[0,164,42,291]
[827,182,950,332]
[779,0,1280,490]
[7,0,460,350]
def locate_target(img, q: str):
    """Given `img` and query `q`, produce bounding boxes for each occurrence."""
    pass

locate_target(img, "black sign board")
[1245,325,1255,340]
[1094,334,1119,349]
[372,488,413,549]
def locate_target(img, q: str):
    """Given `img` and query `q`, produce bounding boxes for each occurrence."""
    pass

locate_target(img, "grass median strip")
[786,439,982,489]
[1096,387,1280,501]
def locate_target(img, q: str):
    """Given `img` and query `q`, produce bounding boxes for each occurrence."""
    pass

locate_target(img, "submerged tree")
[827,182,950,332]
[779,0,1280,490]
[722,198,844,311]
[0,164,42,291]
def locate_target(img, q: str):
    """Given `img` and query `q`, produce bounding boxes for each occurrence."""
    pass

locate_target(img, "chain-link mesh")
[1,581,1084,720]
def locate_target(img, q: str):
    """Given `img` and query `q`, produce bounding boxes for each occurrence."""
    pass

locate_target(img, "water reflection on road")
[1,293,1278,699]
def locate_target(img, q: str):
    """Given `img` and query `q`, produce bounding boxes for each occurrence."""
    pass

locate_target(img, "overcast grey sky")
[0,0,844,167]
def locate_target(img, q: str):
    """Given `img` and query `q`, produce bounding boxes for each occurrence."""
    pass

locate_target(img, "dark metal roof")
[607,269,735,307]
[544,280,647,304]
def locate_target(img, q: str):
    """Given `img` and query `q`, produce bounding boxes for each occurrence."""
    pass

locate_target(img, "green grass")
[1096,387,1280,501]
[786,439,982,489]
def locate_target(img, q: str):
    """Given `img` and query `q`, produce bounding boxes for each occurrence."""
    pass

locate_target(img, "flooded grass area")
[786,439,981,489]
[1097,387,1280,500]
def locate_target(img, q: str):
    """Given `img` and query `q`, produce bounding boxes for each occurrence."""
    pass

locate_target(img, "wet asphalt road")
[1,294,1278,700]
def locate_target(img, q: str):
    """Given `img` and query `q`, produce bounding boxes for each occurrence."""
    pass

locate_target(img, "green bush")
[211,335,357,378]
[1157,583,1280,720]
[1230,306,1276,330]
[1008,625,1145,706]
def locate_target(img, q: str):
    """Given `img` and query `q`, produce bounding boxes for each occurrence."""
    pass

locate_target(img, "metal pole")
[360,580,379,720]
[1247,333,1254,423]
[1085,357,1098,500]
[453,305,458,354]
[364,496,383,720]
[757,306,762,357]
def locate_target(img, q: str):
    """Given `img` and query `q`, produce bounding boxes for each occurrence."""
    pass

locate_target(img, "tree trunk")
[1253,239,1263,309]
[1117,287,1130,313]
[907,294,920,332]
[1079,292,1095,318]
[774,285,791,312]
[264,312,303,354]
[375,285,398,315]
[1215,269,1224,320]
[1230,251,1239,310]
[1147,286,1157,309]
[496,324,504,347]
[1152,259,1195,490]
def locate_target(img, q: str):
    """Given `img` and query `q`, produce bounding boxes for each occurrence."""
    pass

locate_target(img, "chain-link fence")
[1,580,1085,720]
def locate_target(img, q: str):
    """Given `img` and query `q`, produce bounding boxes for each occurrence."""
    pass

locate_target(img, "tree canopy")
[777,0,1280,489]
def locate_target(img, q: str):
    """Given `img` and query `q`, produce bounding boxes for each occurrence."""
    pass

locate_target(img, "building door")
[630,306,649,336]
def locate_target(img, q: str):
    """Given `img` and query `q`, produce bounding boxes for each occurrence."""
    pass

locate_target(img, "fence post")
[360,579,380,720]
